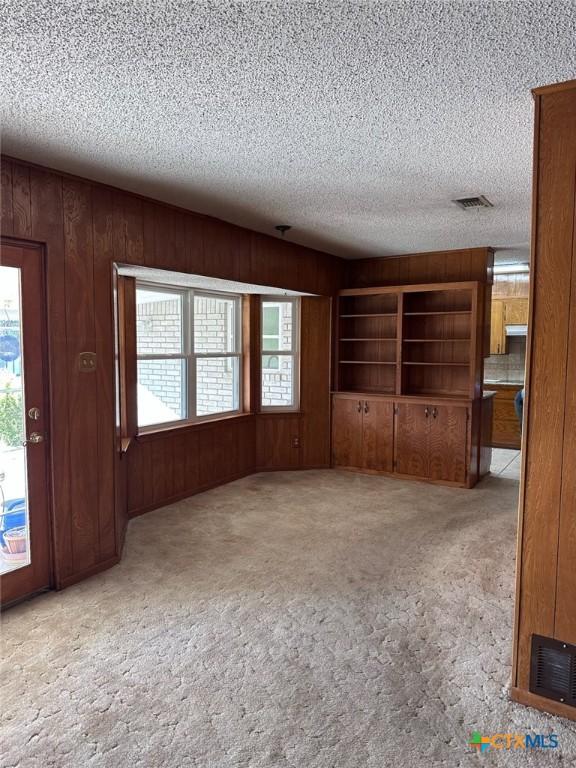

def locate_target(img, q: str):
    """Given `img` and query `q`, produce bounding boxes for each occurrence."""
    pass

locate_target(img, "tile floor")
[490,447,522,480]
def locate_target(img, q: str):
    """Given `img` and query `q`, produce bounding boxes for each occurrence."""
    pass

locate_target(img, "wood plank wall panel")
[300,297,332,467]
[28,166,74,583]
[493,273,530,298]
[11,162,32,238]
[127,416,256,516]
[62,179,101,573]
[203,218,249,280]
[1,157,14,233]
[92,187,118,561]
[514,87,576,691]
[555,181,576,640]
[345,247,494,288]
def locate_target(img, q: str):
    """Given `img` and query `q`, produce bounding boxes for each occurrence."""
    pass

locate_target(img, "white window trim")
[136,281,242,432]
[260,296,300,412]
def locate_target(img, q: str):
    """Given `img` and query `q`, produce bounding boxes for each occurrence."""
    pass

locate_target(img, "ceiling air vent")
[530,635,576,707]
[452,195,493,210]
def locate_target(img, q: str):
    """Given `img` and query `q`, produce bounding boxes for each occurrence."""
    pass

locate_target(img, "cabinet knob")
[432,407,438,419]
[357,401,362,412]
[364,401,369,414]
[424,407,429,418]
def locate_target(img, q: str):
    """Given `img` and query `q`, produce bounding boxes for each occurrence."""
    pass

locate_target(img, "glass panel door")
[0,242,51,605]
[0,265,29,574]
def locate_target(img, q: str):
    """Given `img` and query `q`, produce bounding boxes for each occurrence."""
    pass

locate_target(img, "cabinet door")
[332,396,363,468]
[362,399,394,471]
[429,405,468,484]
[504,298,529,325]
[394,402,430,478]
[490,299,505,354]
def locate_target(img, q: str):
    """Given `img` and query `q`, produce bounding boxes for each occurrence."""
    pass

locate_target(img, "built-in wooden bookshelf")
[337,291,399,394]
[335,282,481,398]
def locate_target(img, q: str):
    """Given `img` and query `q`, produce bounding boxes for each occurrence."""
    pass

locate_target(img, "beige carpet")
[2,467,575,767]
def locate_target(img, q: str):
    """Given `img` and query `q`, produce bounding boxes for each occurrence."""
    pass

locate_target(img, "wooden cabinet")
[428,404,468,484]
[490,298,529,355]
[489,383,522,449]
[332,396,364,469]
[490,299,505,354]
[395,402,468,484]
[504,298,529,325]
[333,395,472,486]
[332,395,393,472]
[334,280,488,488]
[363,398,394,471]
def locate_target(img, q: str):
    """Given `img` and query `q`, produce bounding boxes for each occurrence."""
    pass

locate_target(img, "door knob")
[23,432,44,446]
[28,407,40,420]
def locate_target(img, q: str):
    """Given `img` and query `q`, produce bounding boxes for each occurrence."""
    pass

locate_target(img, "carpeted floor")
[2,464,575,767]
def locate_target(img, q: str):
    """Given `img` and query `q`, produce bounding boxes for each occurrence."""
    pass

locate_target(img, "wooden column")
[512,79,576,721]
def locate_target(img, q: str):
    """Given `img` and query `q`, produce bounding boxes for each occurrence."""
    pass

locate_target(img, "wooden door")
[394,402,430,478]
[428,405,468,484]
[0,243,51,606]
[490,299,505,354]
[362,399,394,471]
[332,395,363,468]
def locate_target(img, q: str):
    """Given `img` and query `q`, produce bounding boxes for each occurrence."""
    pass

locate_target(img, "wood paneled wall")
[0,155,342,588]
[511,79,576,721]
[345,247,494,288]
[492,272,530,298]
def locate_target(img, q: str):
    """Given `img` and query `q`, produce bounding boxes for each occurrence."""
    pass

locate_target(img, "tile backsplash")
[484,336,526,383]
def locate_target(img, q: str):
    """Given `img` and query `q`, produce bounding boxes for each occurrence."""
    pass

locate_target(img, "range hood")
[505,324,528,337]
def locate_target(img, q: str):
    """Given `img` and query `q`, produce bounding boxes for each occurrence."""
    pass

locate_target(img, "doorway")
[0,241,51,605]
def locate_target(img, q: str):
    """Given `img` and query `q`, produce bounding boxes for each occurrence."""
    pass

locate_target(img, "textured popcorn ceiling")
[1,2,575,261]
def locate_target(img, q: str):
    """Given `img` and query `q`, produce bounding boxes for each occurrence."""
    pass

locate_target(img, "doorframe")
[1,236,55,607]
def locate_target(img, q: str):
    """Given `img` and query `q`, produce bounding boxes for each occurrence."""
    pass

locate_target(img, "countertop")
[484,379,524,388]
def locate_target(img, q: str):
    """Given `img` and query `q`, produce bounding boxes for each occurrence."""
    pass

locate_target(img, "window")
[136,283,241,429]
[261,298,300,410]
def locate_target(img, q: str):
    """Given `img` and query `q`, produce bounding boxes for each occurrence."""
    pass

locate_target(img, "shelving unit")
[337,291,399,394]
[335,283,479,398]
[401,288,473,396]
[332,280,491,489]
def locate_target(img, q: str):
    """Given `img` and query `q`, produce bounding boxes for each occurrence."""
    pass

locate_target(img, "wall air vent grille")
[530,635,576,707]
[452,195,493,210]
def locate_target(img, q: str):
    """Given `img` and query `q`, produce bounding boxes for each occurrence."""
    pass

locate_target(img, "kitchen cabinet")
[489,383,522,449]
[490,299,505,354]
[490,298,529,355]
[504,298,529,325]
[332,395,394,472]
[395,402,468,485]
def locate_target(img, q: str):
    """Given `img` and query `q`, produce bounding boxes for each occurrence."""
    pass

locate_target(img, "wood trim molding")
[117,275,138,444]
[510,687,576,723]
[532,79,576,97]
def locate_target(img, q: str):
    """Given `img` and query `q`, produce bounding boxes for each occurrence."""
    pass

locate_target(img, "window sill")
[135,412,254,442]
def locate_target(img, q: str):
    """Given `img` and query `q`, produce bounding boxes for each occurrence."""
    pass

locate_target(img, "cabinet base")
[332,464,474,489]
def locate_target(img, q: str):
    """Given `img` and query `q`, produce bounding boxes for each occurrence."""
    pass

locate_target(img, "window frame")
[260,296,300,412]
[136,280,242,432]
